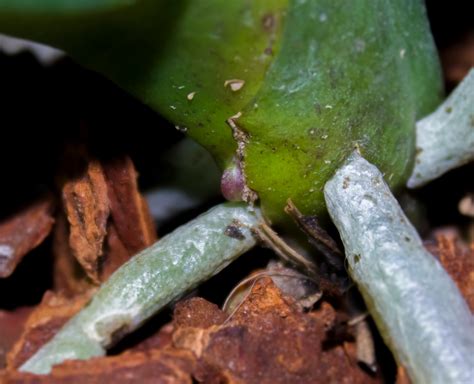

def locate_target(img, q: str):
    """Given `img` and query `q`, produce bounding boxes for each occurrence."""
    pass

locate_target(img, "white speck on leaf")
[187,92,196,101]
[224,79,245,92]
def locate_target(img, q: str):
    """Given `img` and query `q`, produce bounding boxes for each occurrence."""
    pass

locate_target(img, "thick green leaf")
[0,0,135,14]
[238,0,443,224]
[0,0,287,168]
[0,0,443,226]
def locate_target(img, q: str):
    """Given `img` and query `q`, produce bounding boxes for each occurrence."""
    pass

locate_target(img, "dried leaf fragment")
[285,199,344,271]
[0,196,55,278]
[222,263,321,314]
[354,319,376,372]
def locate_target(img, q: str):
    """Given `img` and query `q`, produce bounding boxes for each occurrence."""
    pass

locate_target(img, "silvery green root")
[408,69,474,188]
[325,152,474,384]
[20,202,261,375]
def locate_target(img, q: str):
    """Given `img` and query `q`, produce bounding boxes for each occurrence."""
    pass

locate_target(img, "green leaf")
[0,0,135,14]
[238,0,443,224]
[0,0,443,226]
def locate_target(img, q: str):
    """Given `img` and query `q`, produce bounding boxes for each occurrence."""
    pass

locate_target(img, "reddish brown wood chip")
[57,151,156,286]
[173,298,227,329]
[0,196,55,278]
[4,281,379,383]
[430,232,474,312]
[0,308,34,369]
[4,349,195,384]
[103,156,157,255]
[173,278,381,384]
[6,291,93,370]
[53,213,93,295]
[101,222,133,281]
[62,157,110,284]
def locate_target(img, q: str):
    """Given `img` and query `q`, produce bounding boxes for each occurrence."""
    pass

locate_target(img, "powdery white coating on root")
[20,202,261,375]
[324,152,474,384]
[408,69,474,188]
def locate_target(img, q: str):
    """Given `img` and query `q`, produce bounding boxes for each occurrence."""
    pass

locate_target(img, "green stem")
[324,152,474,384]
[20,202,261,374]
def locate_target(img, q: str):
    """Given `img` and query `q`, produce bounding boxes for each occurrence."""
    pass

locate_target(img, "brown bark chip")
[428,232,474,311]
[52,213,93,294]
[173,278,380,384]
[4,349,195,384]
[6,291,92,370]
[0,196,55,278]
[101,222,133,281]
[58,151,156,285]
[0,308,33,369]
[61,157,110,284]
[103,156,157,256]
[174,298,227,329]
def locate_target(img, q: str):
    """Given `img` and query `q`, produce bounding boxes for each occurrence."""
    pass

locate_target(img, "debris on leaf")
[224,79,245,91]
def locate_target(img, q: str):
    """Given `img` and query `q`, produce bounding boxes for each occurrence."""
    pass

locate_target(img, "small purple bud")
[221,159,245,201]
